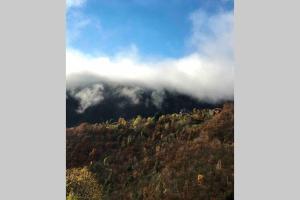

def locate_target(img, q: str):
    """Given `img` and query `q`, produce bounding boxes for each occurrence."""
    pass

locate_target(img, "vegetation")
[66,102,234,199]
[66,167,102,200]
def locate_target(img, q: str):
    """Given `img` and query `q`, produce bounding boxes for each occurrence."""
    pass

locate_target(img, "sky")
[66,0,234,106]
[67,0,233,58]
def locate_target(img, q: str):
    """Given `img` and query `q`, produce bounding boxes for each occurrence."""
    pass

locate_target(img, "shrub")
[66,167,102,200]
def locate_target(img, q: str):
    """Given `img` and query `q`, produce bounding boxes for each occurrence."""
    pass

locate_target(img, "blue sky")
[67,0,233,59]
[66,0,234,103]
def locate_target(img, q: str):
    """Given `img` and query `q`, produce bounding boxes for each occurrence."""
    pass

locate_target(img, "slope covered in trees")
[66,102,234,200]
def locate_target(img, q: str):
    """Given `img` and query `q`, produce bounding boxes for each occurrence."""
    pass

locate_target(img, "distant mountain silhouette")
[66,82,225,127]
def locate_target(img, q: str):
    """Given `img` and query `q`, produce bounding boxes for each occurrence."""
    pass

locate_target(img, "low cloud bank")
[66,9,234,112]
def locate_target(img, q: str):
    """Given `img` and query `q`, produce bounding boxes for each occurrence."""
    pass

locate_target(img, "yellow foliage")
[66,167,102,200]
[197,174,205,185]
[118,117,127,126]
[133,115,143,129]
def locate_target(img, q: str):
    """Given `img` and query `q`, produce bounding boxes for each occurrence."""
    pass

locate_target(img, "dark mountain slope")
[67,82,225,127]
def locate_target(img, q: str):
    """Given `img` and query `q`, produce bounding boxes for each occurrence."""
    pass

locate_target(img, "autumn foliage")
[66,102,234,200]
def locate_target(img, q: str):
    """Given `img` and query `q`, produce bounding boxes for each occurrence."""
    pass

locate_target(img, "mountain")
[67,81,225,127]
[66,102,234,200]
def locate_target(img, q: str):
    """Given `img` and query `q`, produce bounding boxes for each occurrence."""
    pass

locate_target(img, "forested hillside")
[66,102,234,200]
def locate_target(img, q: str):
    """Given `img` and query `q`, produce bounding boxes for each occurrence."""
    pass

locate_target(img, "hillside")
[66,102,234,200]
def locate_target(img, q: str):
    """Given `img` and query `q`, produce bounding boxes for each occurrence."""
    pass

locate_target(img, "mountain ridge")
[67,81,229,127]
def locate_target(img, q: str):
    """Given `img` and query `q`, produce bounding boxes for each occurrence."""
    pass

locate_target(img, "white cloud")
[66,9,234,107]
[70,84,104,113]
[188,9,234,62]
[66,49,233,103]
[66,0,102,47]
[151,90,165,108]
[117,87,141,104]
[67,12,92,44]
[66,0,87,9]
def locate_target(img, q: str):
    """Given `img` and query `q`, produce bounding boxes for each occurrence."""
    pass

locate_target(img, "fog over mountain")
[66,80,228,127]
